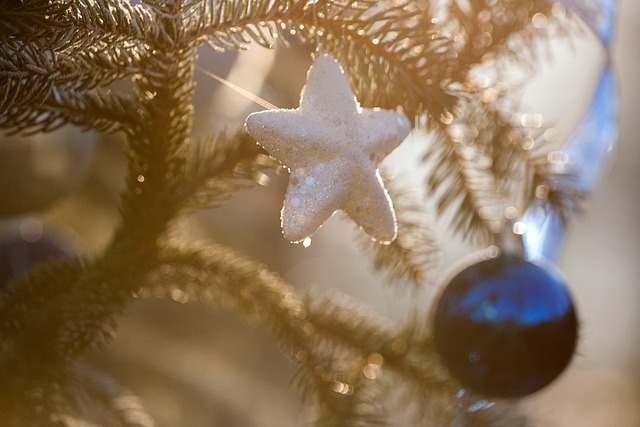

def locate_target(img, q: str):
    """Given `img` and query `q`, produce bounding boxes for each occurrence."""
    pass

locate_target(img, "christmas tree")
[1,0,635,426]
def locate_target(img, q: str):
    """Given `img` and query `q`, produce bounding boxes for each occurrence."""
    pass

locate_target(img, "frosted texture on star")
[245,54,411,244]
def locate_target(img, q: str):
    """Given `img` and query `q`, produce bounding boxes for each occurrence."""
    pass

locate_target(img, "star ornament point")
[245,54,411,244]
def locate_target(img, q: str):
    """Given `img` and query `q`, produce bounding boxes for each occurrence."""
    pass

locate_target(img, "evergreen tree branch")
[416,0,565,242]
[0,36,143,112]
[0,0,154,43]
[0,358,155,426]
[194,0,459,123]
[111,7,197,257]
[447,0,554,76]
[0,1,591,424]
[68,0,157,42]
[421,85,538,242]
[304,293,454,394]
[0,3,200,369]
[309,358,389,427]
[0,74,52,114]
[2,12,203,368]
[0,0,151,113]
[291,346,389,427]
[314,1,458,124]
[425,129,502,242]
[0,258,86,370]
[0,256,146,422]
[192,0,556,128]
[147,243,456,417]
[358,176,441,287]
[526,148,588,225]
[0,88,138,135]
[189,0,299,49]
[0,0,70,43]
[0,253,152,367]
[176,128,278,213]
[291,351,352,426]
[64,363,155,427]
[149,243,382,423]
[0,236,165,374]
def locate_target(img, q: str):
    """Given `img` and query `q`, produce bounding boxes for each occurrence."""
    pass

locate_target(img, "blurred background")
[1,1,638,426]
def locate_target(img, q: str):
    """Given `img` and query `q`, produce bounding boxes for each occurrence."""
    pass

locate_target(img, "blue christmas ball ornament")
[433,252,578,398]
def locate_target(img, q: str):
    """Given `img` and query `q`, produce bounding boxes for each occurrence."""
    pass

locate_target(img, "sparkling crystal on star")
[245,54,411,244]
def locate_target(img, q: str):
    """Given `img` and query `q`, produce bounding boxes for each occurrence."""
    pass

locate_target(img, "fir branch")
[0,35,143,86]
[0,88,138,135]
[68,0,157,42]
[0,39,56,111]
[0,37,143,112]
[425,127,503,243]
[389,310,460,426]
[65,363,155,427]
[0,0,70,43]
[1,3,199,370]
[176,128,277,213]
[0,249,153,366]
[154,244,450,391]
[0,360,155,426]
[302,290,395,363]
[0,0,154,44]
[113,31,197,254]
[418,80,537,242]
[305,294,460,425]
[0,0,150,113]
[291,353,351,426]
[315,1,458,124]
[447,0,554,74]
[0,228,166,370]
[358,176,441,287]
[148,243,322,343]
[292,348,389,427]
[484,115,527,188]
[309,359,389,427]
[0,74,52,113]
[193,1,458,122]
[0,258,86,369]
[417,0,560,242]
[304,293,453,393]
[526,150,588,225]
[0,223,166,386]
[147,243,368,422]
[190,0,298,49]
[147,243,455,416]
[417,0,566,244]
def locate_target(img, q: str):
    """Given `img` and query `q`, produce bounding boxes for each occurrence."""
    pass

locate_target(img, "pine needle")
[358,175,441,288]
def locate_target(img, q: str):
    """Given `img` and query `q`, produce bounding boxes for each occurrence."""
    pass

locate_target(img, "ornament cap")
[493,212,526,258]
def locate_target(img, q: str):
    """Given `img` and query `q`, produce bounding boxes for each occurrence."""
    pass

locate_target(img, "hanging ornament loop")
[492,209,527,259]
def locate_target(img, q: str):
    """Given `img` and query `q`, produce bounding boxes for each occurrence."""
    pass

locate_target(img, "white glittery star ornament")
[245,54,411,244]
